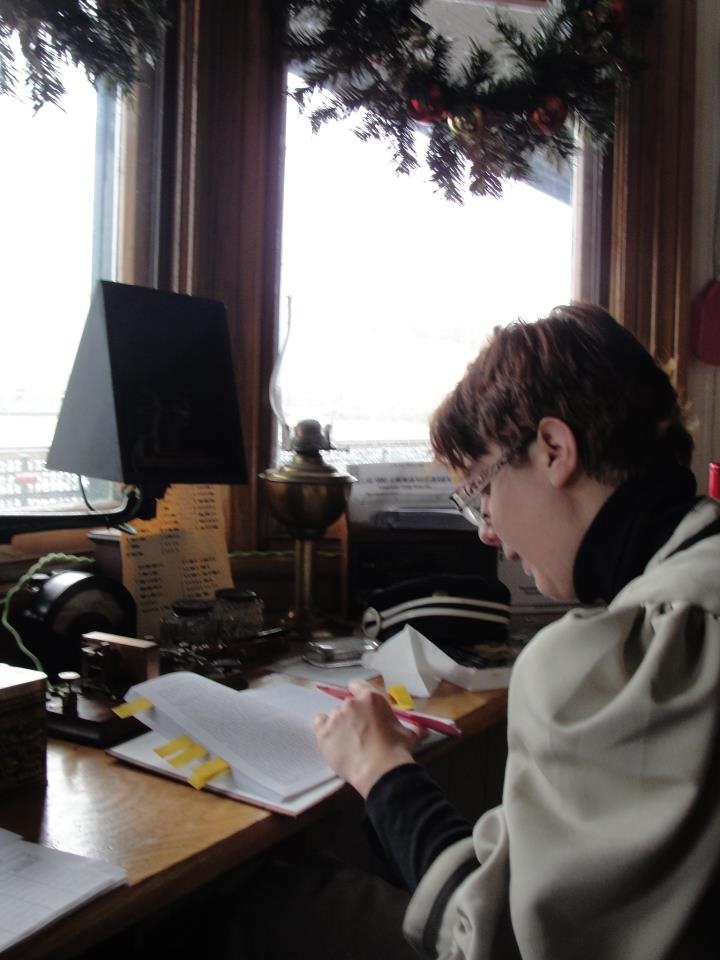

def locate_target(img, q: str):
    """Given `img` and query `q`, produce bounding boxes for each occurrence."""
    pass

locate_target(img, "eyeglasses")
[450,456,509,527]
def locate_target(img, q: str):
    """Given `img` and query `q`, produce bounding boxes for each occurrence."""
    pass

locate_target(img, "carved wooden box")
[0,664,47,796]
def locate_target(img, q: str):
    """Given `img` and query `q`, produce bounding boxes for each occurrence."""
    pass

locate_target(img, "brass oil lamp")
[260,420,355,639]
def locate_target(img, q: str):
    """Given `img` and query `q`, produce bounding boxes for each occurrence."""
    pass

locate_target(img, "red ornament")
[591,0,626,28]
[407,82,448,124]
[609,0,627,27]
[530,95,568,136]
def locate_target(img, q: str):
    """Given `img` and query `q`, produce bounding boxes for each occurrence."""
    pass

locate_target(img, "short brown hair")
[430,304,693,483]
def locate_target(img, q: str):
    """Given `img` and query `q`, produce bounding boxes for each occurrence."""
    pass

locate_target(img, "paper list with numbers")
[0,827,127,951]
[120,484,233,638]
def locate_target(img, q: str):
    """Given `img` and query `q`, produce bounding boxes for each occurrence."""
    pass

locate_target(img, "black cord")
[77,474,98,512]
[77,474,138,533]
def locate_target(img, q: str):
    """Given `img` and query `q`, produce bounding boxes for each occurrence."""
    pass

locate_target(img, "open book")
[0,827,127,952]
[108,672,346,816]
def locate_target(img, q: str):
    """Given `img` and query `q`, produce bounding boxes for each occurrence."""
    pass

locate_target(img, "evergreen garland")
[0,1,655,201]
[286,0,656,201]
[0,0,169,110]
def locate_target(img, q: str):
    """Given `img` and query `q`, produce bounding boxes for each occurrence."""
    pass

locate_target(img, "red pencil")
[316,683,462,737]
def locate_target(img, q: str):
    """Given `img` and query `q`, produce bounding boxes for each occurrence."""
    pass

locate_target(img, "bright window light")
[277,72,573,465]
[0,54,122,515]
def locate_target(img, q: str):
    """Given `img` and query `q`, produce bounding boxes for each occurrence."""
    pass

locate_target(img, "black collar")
[573,464,698,606]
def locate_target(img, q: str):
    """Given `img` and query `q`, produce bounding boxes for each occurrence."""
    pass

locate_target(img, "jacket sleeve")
[365,763,473,891]
[403,805,520,960]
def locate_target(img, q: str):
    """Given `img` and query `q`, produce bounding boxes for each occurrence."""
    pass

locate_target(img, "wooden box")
[0,664,47,796]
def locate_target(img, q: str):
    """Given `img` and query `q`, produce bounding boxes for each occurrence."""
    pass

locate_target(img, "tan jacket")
[405,498,720,960]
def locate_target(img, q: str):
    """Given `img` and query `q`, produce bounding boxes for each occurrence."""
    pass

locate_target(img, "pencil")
[316,683,462,737]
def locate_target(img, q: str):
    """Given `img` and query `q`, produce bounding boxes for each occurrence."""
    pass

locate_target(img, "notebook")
[108,672,447,816]
[108,673,344,815]
[0,827,127,952]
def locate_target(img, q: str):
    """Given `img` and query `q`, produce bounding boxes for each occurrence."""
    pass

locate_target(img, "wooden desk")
[0,682,507,960]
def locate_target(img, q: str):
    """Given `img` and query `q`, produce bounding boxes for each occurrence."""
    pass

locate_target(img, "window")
[0,52,124,523]
[49,0,683,554]
[276,1,576,468]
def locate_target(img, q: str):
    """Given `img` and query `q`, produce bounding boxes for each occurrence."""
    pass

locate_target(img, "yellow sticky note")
[113,697,153,719]
[154,735,194,758]
[188,756,231,790]
[388,684,414,710]
[169,743,209,768]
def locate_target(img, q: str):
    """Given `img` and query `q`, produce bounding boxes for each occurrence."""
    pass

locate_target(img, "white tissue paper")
[361,624,513,697]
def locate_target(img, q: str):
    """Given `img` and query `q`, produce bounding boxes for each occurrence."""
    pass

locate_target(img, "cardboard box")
[0,664,47,795]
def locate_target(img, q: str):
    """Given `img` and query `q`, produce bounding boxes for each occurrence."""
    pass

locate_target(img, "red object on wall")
[690,279,720,364]
[709,462,720,499]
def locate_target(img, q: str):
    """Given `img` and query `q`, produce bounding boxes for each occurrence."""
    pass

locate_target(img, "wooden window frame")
[609,0,696,394]
[156,0,287,552]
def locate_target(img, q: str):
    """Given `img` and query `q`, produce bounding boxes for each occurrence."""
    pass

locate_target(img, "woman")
[314,304,720,959]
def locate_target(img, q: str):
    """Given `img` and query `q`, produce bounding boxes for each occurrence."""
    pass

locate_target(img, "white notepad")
[0,827,127,951]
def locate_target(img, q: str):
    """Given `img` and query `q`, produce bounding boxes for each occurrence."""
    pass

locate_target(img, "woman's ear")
[535,416,579,487]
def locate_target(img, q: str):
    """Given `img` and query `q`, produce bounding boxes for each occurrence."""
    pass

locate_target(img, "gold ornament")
[447,107,485,143]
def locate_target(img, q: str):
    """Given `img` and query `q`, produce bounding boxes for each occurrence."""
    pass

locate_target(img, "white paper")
[0,831,126,952]
[347,462,454,524]
[119,484,233,637]
[126,672,337,799]
[362,624,513,695]
[109,730,344,817]
[109,710,446,817]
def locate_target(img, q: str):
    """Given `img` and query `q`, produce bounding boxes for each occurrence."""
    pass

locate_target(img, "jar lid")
[214,588,258,603]
[171,599,214,615]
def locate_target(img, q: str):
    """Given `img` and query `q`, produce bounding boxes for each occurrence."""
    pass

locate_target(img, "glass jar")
[159,599,215,649]
[212,589,264,644]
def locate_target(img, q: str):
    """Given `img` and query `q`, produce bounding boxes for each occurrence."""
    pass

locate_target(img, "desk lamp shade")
[47,281,247,486]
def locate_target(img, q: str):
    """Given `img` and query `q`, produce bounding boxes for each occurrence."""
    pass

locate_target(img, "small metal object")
[57,671,81,718]
[79,632,160,699]
[303,635,378,667]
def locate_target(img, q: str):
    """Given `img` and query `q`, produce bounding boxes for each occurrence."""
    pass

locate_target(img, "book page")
[127,673,335,798]
[109,731,343,815]
[0,835,126,952]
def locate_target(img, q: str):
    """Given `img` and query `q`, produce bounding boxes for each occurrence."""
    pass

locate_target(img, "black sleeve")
[365,763,473,892]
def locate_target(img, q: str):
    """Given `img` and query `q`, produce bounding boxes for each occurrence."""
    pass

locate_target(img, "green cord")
[1,553,93,676]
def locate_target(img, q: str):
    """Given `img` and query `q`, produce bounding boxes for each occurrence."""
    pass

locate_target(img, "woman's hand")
[314,680,424,798]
